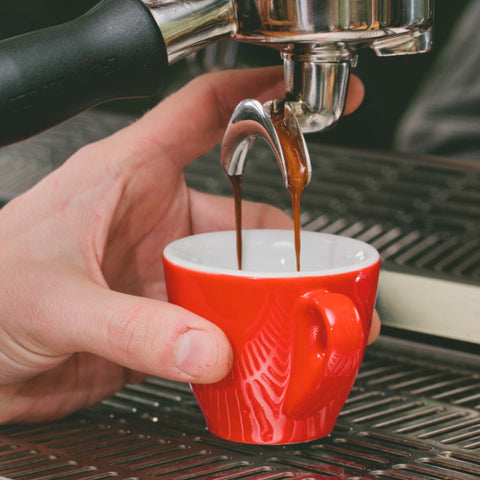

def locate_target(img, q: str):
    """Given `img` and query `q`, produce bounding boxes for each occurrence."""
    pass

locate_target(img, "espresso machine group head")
[149,0,433,132]
[0,0,432,145]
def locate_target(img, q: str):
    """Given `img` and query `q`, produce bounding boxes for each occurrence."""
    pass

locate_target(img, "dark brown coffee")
[271,109,309,271]
[229,174,243,269]
[229,107,309,271]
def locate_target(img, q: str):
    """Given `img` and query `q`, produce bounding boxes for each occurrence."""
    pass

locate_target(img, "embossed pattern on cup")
[163,230,380,444]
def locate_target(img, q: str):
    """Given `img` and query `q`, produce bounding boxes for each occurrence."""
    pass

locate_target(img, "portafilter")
[0,0,432,146]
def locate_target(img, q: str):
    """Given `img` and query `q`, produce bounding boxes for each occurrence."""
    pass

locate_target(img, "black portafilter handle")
[0,0,168,147]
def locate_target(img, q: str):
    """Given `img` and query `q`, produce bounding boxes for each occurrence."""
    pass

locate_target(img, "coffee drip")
[221,99,311,271]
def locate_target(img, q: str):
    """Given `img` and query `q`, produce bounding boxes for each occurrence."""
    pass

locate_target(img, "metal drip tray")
[0,338,479,480]
[0,110,479,479]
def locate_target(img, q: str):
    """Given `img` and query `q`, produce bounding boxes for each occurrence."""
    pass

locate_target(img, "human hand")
[0,67,372,423]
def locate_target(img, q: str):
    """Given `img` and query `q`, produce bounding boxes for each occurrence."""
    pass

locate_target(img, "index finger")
[133,68,364,164]
[95,67,363,175]
[109,66,285,170]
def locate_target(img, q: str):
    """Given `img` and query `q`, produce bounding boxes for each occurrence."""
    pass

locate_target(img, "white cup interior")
[163,229,379,277]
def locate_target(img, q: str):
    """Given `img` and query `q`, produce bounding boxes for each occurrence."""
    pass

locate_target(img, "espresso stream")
[229,109,309,271]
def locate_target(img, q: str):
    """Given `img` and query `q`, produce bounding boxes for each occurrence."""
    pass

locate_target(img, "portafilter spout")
[221,98,311,270]
[221,98,311,189]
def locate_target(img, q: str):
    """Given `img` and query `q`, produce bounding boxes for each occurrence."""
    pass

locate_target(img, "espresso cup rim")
[163,229,380,278]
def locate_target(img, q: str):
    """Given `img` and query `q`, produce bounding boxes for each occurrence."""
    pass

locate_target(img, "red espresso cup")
[163,229,380,445]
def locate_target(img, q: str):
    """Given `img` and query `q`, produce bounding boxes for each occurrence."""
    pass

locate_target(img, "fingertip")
[367,310,381,345]
[174,327,233,383]
[344,74,365,115]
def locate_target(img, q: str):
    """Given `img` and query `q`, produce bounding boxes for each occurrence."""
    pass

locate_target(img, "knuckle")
[106,305,153,361]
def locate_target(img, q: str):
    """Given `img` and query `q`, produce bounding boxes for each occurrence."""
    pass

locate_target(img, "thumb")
[49,278,233,384]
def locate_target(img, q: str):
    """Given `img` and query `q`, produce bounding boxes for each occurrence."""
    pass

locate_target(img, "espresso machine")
[0,0,432,146]
[2,2,480,479]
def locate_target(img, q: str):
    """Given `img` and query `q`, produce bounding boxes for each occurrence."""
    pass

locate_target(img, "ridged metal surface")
[185,142,480,285]
[0,342,479,480]
[0,110,132,203]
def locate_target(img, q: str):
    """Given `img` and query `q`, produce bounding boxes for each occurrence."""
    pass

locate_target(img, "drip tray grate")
[0,341,479,479]
[185,142,480,285]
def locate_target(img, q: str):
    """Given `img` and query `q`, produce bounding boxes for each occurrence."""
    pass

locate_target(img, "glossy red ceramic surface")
[164,238,380,445]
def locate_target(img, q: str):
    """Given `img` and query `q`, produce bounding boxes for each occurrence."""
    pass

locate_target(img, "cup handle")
[283,290,365,417]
